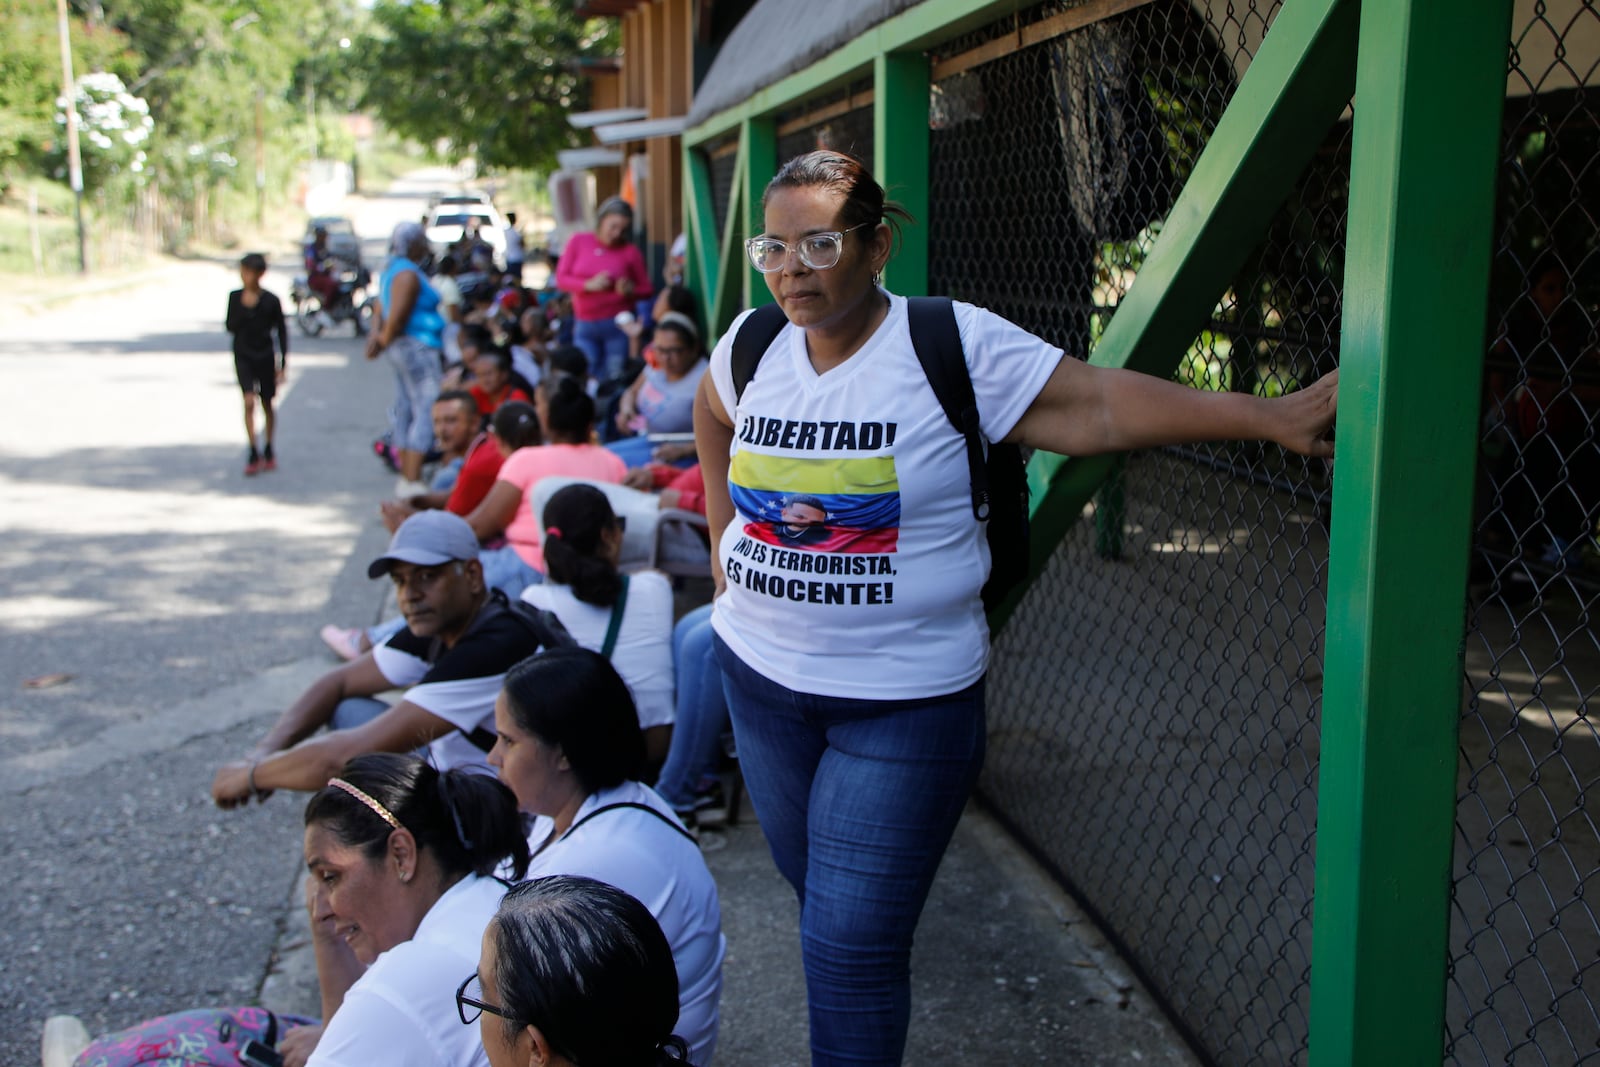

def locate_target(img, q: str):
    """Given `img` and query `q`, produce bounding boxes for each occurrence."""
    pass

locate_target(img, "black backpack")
[731,297,1030,613]
[458,592,574,752]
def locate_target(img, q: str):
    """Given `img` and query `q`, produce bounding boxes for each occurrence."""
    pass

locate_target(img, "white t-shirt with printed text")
[707,292,1062,699]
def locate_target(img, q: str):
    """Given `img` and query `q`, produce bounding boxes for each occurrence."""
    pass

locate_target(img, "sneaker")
[319,624,365,662]
[263,451,278,472]
[244,455,263,476]
[41,1015,91,1067]
[372,437,398,471]
[395,477,431,499]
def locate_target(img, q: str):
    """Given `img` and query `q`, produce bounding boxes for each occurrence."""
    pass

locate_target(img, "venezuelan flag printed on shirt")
[730,451,900,553]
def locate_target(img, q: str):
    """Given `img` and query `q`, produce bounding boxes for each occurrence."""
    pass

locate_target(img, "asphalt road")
[0,171,453,1066]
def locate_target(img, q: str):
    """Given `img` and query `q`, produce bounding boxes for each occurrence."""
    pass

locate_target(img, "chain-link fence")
[931,2,1334,1063]
[777,79,875,173]
[690,0,1597,1058]
[1451,4,1600,1063]
[919,1,1600,1064]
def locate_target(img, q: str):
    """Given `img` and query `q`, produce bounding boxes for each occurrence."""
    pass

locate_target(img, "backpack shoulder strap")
[561,801,698,845]
[599,574,630,660]
[459,596,575,753]
[907,297,992,521]
[731,302,791,403]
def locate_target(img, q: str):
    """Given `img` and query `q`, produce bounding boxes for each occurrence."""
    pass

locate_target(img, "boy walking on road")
[225,252,288,475]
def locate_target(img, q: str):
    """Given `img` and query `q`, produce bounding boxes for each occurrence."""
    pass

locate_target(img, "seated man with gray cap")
[210,511,571,808]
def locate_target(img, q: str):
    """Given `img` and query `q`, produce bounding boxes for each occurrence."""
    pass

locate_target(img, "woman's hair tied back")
[305,753,530,880]
[763,149,914,242]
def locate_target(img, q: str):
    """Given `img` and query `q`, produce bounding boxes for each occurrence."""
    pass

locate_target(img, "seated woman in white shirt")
[466,875,690,1067]
[521,482,675,767]
[487,647,724,1067]
[286,752,530,1067]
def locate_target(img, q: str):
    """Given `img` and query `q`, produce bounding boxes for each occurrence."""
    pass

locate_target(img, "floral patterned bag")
[74,1006,315,1067]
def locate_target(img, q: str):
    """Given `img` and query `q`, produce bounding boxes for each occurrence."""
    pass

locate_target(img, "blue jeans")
[604,434,656,470]
[655,605,726,810]
[365,615,406,648]
[573,317,630,383]
[430,456,464,493]
[386,336,442,454]
[479,544,543,599]
[331,697,389,732]
[331,697,427,759]
[714,637,986,1066]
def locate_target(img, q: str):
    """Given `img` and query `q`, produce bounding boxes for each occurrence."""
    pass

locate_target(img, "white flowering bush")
[54,71,154,191]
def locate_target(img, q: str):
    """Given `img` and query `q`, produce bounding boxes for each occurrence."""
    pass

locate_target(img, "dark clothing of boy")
[226,288,288,400]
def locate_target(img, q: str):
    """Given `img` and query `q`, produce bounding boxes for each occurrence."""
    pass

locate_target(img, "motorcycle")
[292,258,376,337]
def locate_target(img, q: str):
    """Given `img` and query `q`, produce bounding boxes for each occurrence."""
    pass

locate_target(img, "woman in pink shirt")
[464,376,626,596]
[555,198,652,384]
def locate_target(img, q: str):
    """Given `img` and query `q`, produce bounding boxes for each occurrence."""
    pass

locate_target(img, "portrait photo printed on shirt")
[726,414,900,606]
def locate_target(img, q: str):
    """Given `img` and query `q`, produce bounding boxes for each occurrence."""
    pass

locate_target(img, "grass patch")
[0,189,82,275]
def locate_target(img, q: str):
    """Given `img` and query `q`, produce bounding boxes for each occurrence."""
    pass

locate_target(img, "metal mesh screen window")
[706,134,740,245]
[1449,4,1600,1063]
[930,2,1342,1062]
[776,81,876,174]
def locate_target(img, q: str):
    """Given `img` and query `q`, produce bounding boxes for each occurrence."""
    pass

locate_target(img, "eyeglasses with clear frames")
[745,223,870,273]
[456,972,518,1026]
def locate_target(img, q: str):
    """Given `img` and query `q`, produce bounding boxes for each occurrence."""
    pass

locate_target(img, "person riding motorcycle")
[304,227,341,322]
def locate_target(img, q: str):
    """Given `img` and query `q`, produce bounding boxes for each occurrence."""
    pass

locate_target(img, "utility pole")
[255,88,266,227]
[307,70,318,161]
[54,0,87,274]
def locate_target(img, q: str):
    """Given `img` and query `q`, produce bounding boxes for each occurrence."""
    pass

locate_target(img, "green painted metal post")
[684,145,721,338]
[742,117,777,310]
[874,51,931,296]
[1308,1,1513,1064]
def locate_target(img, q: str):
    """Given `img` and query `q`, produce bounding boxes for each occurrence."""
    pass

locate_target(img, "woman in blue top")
[369,221,447,494]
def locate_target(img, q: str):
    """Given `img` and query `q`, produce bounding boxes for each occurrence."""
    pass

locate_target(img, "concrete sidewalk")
[261,768,1201,1065]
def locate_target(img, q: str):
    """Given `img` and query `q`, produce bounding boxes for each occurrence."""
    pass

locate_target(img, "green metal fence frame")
[682,0,1513,1061]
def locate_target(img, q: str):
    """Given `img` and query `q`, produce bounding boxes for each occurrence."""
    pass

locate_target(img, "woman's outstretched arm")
[1007,357,1338,458]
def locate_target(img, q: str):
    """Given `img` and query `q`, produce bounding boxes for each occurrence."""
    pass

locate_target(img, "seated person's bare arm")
[212,697,457,807]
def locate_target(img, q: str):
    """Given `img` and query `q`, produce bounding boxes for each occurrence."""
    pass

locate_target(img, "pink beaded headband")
[328,777,401,831]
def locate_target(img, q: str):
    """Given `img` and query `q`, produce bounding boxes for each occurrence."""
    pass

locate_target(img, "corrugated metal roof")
[687,0,924,127]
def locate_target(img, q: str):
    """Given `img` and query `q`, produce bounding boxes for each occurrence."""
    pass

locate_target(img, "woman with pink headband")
[281,753,530,1067]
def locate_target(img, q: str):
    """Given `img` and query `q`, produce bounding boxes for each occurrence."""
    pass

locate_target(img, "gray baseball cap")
[368,511,480,578]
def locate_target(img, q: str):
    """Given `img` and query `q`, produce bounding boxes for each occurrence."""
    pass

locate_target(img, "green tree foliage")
[360,0,615,173]
[0,0,130,185]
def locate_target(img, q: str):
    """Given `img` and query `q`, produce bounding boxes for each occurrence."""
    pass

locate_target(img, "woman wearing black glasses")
[460,875,690,1067]
[693,149,1340,1066]
[285,753,528,1067]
